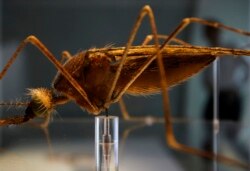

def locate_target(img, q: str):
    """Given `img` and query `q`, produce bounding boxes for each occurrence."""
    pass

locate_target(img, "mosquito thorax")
[52,50,115,114]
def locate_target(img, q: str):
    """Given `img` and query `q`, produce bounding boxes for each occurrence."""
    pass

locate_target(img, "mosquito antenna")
[0,102,29,107]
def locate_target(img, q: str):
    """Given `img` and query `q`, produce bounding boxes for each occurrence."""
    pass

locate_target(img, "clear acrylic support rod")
[95,116,119,171]
[213,59,219,171]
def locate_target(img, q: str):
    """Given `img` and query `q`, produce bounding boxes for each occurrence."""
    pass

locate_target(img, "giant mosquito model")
[1,5,250,169]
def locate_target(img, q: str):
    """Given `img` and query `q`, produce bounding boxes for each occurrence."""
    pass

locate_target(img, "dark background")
[0,1,250,170]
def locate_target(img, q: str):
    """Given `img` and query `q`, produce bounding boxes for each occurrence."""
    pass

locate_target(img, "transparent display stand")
[95,116,119,171]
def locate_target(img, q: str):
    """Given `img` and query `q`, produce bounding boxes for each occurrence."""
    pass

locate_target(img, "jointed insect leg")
[105,5,160,106]
[61,50,72,63]
[118,98,130,120]
[39,113,51,128]
[159,17,250,51]
[142,34,191,46]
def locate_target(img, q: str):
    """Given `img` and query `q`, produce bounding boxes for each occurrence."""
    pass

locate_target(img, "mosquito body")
[1,5,250,168]
[54,45,250,115]
[54,45,213,114]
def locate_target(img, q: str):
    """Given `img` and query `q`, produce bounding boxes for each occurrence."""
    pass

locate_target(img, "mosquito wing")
[116,53,215,95]
[92,45,250,96]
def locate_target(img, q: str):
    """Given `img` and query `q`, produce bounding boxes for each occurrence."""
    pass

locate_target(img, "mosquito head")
[27,88,55,117]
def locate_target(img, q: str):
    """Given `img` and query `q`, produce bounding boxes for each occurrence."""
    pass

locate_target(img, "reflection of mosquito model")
[0,5,250,168]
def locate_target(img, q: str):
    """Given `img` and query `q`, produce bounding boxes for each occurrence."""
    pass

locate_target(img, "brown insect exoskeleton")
[1,5,250,169]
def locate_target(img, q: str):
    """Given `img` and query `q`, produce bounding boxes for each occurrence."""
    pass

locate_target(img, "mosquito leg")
[0,35,96,111]
[61,50,72,63]
[112,5,164,120]
[142,34,191,46]
[42,127,53,156]
[105,5,161,106]
[157,17,250,53]
[118,98,131,120]
[39,114,51,128]
[39,118,53,156]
